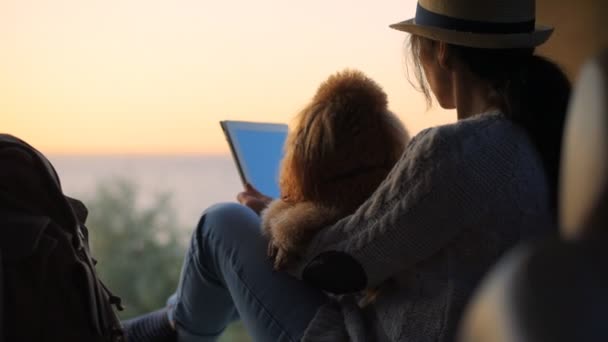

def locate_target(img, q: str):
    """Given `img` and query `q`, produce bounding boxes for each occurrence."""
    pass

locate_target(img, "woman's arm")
[290,126,491,292]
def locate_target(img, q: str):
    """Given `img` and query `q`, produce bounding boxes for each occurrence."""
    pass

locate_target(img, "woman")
[124,0,571,341]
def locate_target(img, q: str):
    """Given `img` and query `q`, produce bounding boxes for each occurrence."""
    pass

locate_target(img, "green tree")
[85,178,185,319]
[85,178,250,341]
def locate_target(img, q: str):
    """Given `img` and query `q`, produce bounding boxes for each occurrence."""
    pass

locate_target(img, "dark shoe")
[122,308,176,342]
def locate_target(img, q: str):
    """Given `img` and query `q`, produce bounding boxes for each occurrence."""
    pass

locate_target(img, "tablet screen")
[221,121,288,198]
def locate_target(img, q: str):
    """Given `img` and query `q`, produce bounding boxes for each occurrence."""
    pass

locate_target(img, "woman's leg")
[168,202,328,342]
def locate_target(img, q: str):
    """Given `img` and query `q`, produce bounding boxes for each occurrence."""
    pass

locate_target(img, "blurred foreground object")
[0,134,124,342]
[559,52,608,237]
[459,50,608,342]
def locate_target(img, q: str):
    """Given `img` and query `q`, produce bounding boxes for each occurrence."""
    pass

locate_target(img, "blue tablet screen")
[231,125,287,198]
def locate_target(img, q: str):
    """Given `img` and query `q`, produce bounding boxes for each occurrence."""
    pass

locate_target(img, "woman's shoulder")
[399,111,541,186]
[429,111,517,137]
[410,111,530,157]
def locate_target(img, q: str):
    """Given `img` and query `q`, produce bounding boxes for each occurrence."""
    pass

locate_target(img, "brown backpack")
[0,134,125,342]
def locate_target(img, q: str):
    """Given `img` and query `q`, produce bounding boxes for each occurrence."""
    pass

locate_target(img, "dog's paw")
[267,237,300,270]
[263,200,340,270]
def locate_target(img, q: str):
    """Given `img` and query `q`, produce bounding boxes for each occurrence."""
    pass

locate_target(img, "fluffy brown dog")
[262,69,409,271]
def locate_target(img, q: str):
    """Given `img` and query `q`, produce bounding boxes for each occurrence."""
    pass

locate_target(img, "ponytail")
[503,56,571,211]
[455,48,571,212]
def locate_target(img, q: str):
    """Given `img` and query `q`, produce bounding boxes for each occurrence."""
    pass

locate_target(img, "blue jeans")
[166,203,328,342]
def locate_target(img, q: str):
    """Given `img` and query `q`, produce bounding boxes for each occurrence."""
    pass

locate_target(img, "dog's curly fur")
[262,69,409,273]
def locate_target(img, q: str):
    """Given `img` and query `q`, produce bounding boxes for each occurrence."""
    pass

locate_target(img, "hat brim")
[390,18,553,49]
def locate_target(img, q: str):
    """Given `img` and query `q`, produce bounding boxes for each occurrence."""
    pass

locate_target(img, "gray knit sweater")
[291,112,554,342]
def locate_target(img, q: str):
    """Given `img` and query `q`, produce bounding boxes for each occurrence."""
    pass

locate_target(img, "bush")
[85,178,185,319]
[84,178,251,341]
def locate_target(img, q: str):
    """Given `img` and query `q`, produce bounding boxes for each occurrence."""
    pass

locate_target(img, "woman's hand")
[236,183,273,215]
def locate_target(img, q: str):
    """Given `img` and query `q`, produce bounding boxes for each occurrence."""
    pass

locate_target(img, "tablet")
[220,120,288,198]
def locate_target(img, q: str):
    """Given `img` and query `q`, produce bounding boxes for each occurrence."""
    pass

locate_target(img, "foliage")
[84,178,250,341]
[85,178,185,319]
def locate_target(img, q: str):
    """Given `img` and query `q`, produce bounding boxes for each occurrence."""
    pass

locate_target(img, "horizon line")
[47,151,233,157]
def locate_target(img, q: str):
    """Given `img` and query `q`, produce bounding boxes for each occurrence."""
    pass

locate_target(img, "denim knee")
[197,201,256,232]
[194,202,261,252]
[202,202,254,221]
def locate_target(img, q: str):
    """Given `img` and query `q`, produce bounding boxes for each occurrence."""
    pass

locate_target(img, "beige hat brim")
[390,18,553,49]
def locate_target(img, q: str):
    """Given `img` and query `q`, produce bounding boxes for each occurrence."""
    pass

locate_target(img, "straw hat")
[390,0,554,49]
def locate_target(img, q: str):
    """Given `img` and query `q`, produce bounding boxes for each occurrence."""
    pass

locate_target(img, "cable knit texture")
[291,112,554,342]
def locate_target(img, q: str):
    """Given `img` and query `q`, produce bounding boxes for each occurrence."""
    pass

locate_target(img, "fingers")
[236,195,267,215]
[236,184,273,215]
[236,184,254,203]
[245,182,257,193]
[236,190,258,205]
[245,183,263,196]
[244,183,272,202]
[236,191,248,204]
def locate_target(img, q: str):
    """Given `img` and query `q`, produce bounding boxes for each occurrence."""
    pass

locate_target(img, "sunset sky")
[1,0,454,155]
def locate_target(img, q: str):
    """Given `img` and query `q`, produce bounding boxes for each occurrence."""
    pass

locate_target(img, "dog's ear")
[278,111,313,203]
[279,102,332,203]
[381,110,410,163]
[278,153,303,202]
[278,133,299,202]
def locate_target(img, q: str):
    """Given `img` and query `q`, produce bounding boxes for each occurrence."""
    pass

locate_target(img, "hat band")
[415,3,535,34]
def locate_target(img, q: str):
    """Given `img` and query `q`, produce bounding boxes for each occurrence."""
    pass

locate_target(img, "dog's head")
[280,69,409,210]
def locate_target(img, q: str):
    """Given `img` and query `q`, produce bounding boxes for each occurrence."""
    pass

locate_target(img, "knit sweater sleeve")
[292,125,490,289]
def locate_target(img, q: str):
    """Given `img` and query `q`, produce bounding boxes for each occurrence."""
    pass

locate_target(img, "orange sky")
[1,0,454,155]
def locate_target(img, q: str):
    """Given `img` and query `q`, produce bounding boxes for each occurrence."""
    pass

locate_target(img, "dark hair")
[408,35,571,213]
